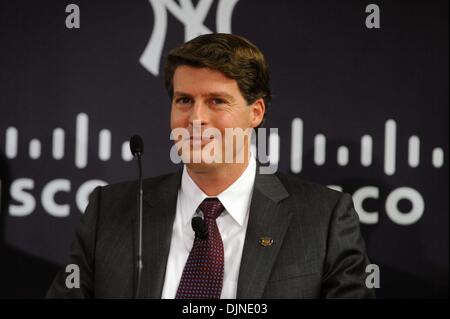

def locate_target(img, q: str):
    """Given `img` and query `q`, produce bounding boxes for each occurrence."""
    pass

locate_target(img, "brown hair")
[163,33,271,127]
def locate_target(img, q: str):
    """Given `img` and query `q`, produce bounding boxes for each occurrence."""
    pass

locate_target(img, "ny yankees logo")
[140,0,239,76]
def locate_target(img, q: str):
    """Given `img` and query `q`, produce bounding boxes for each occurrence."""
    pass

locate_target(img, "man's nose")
[188,102,209,126]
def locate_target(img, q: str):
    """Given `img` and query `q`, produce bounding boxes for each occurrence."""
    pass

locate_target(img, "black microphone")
[130,135,144,158]
[130,135,144,298]
[192,216,207,240]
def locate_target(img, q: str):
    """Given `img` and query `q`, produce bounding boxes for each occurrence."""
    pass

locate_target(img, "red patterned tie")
[175,198,225,299]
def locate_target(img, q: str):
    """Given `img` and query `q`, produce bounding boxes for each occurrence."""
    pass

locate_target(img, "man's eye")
[211,98,225,105]
[176,97,191,104]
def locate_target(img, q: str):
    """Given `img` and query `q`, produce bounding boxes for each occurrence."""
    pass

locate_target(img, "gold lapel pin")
[259,237,274,247]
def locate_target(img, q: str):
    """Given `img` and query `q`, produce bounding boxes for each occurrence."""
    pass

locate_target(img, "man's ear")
[250,98,266,128]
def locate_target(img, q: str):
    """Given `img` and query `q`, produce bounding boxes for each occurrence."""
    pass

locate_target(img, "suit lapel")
[137,169,182,298]
[236,172,292,299]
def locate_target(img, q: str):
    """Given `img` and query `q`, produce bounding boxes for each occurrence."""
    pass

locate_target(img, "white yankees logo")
[140,0,239,76]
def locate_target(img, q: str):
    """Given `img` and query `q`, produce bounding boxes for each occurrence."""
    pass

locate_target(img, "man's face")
[170,65,264,171]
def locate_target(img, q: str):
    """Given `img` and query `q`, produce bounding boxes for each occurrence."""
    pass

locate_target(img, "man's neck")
[186,160,250,196]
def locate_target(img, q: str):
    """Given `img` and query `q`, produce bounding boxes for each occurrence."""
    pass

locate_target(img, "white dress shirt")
[161,154,256,299]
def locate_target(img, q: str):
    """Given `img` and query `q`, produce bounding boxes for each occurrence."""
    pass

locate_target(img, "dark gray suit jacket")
[47,168,375,298]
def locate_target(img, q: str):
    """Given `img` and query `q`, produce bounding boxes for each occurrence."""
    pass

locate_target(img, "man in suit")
[47,33,374,299]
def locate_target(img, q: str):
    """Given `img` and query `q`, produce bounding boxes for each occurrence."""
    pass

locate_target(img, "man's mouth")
[183,136,215,146]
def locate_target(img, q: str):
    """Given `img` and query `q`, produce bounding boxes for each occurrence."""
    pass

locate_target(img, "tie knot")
[199,198,224,220]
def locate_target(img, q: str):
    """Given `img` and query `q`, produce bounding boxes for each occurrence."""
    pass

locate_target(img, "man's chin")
[185,161,222,173]
[179,147,221,166]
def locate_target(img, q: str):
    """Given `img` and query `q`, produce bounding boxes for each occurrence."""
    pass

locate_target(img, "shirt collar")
[179,153,256,228]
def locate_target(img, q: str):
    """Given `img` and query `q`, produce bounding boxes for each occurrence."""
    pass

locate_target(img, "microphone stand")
[135,153,143,299]
[130,135,144,299]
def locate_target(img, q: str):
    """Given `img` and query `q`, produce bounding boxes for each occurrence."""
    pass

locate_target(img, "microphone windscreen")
[130,135,144,156]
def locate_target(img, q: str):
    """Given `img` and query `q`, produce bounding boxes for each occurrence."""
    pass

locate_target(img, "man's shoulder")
[271,172,354,227]
[274,171,344,207]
